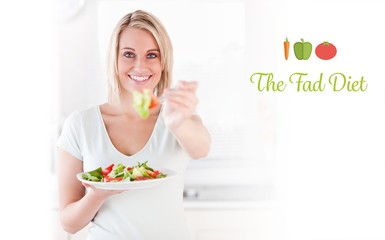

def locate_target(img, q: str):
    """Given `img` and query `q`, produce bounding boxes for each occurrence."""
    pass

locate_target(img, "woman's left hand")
[162,80,198,130]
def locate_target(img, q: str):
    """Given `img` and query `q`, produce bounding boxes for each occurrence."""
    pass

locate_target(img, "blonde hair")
[106,10,173,104]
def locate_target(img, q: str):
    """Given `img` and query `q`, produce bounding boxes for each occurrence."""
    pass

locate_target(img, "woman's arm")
[162,81,211,159]
[57,149,120,234]
[170,114,211,159]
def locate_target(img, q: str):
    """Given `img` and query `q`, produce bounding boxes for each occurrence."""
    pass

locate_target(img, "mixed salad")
[132,89,159,119]
[81,161,167,182]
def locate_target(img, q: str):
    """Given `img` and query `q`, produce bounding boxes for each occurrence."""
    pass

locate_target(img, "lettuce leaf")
[133,89,152,119]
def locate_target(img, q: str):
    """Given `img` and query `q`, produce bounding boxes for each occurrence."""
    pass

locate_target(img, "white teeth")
[130,75,150,82]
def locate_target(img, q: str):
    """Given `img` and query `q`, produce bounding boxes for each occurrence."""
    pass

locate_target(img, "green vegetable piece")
[141,161,154,171]
[157,172,167,178]
[82,173,100,182]
[293,38,312,60]
[109,163,126,178]
[81,167,103,182]
[139,166,150,177]
[123,168,134,181]
[133,89,152,119]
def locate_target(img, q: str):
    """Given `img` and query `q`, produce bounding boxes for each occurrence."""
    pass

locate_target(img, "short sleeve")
[56,111,83,160]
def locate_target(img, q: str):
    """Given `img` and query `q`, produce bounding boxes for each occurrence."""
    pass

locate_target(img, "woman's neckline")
[95,104,162,158]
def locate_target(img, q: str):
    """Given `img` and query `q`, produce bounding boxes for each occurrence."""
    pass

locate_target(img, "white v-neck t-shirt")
[57,106,191,240]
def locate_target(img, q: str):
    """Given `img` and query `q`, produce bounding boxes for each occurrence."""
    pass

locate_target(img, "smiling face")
[117,27,162,96]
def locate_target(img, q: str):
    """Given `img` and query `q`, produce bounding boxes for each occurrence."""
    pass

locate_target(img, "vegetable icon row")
[284,38,337,60]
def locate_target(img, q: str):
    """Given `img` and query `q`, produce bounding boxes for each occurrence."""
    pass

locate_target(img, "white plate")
[76,168,177,190]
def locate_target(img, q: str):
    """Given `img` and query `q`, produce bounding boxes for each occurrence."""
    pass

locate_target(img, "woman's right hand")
[58,149,124,234]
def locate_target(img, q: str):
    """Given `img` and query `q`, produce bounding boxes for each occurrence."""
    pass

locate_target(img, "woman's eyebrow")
[120,47,135,51]
[120,47,160,52]
[147,49,160,52]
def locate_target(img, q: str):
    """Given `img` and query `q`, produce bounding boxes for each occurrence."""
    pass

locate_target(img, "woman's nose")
[133,57,146,70]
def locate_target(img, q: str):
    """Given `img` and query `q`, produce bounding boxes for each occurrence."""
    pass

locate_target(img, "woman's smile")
[128,74,152,85]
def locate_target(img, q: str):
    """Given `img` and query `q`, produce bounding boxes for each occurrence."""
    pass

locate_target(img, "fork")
[157,88,174,104]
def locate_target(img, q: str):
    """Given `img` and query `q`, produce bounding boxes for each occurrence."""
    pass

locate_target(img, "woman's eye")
[124,52,135,58]
[147,53,158,59]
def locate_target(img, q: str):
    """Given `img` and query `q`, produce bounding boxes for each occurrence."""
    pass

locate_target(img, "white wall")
[57,0,106,121]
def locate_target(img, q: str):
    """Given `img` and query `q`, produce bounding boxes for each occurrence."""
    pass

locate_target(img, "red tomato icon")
[315,41,337,60]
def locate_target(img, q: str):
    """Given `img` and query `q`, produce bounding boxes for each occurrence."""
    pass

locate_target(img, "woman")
[57,10,210,240]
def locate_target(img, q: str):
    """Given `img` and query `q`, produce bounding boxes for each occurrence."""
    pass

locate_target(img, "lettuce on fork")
[133,89,152,119]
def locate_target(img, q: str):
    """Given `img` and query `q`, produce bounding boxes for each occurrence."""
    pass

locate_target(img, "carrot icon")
[284,37,290,60]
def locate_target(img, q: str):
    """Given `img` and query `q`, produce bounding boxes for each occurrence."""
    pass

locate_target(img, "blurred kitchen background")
[52,0,281,239]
